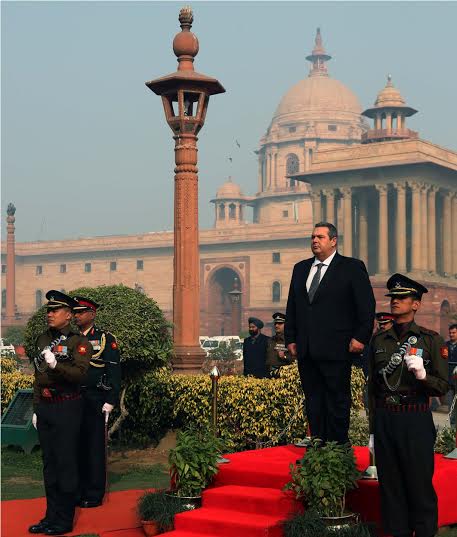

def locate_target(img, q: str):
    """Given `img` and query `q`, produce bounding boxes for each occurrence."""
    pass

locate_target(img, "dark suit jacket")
[284,252,375,361]
[243,333,270,378]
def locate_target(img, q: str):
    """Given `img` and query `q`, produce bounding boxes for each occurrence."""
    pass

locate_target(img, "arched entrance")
[440,300,451,337]
[207,267,242,336]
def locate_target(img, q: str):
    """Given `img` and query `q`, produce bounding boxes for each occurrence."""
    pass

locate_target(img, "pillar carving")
[310,189,322,223]
[420,185,429,272]
[340,187,353,257]
[375,184,389,274]
[452,194,457,275]
[5,203,16,321]
[409,181,422,273]
[428,186,437,274]
[393,182,407,272]
[443,190,453,275]
[322,188,335,224]
[358,191,369,267]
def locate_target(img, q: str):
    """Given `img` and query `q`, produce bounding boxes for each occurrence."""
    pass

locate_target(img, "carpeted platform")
[2,447,456,537]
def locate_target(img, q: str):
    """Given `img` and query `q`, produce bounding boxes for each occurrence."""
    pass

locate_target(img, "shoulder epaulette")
[418,326,439,336]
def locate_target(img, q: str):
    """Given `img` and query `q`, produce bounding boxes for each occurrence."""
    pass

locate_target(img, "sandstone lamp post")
[146,7,225,373]
[5,203,16,324]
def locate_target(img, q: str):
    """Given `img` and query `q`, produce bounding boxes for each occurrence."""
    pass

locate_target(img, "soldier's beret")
[272,312,286,323]
[45,290,79,310]
[385,273,428,300]
[248,317,264,329]
[73,296,102,312]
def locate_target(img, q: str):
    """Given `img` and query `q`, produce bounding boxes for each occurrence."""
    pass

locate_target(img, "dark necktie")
[308,263,324,303]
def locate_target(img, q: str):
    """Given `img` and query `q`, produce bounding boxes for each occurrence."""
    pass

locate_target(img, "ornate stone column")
[311,189,322,223]
[394,183,407,272]
[358,191,369,267]
[410,182,422,273]
[322,188,335,224]
[274,152,278,189]
[375,184,389,274]
[428,186,437,274]
[443,190,453,275]
[452,193,457,275]
[5,203,16,322]
[341,187,353,257]
[421,185,429,272]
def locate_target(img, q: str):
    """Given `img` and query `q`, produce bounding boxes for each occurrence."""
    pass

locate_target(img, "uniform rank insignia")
[375,348,386,354]
[78,344,88,355]
[111,341,118,350]
[440,346,449,359]
[409,347,423,357]
[53,345,68,354]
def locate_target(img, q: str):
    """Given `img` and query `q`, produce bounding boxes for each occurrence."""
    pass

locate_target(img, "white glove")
[42,349,57,369]
[405,355,426,380]
[32,413,37,429]
[452,366,457,377]
[368,434,374,455]
[102,403,114,423]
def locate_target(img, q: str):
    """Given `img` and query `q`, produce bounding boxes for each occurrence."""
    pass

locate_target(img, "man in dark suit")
[446,323,457,425]
[243,317,270,378]
[285,222,375,444]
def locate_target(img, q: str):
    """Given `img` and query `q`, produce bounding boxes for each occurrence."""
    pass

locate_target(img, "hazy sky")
[2,1,457,243]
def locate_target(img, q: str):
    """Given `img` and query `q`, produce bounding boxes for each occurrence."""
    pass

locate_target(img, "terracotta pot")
[141,520,160,536]
[321,512,359,530]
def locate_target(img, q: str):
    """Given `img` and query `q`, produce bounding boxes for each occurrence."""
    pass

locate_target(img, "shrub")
[435,426,456,454]
[1,371,34,413]
[3,326,26,346]
[137,490,186,530]
[348,410,369,447]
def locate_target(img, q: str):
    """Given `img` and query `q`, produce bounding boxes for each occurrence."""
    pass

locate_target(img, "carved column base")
[172,345,206,374]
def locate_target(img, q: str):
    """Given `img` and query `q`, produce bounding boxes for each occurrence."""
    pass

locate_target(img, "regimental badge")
[440,346,449,359]
[111,342,118,350]
[407,336,418,345]
[77,344,88,355]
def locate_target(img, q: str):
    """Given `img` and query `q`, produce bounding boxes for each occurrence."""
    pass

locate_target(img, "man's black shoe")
[79,499,102,508]
[43,525,73,535]
[28,520,50,534]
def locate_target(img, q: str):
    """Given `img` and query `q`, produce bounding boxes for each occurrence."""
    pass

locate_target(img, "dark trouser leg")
[79,393,106,502]
[375,409,438,537]
[297,357,326,441]
[317,360,352,444]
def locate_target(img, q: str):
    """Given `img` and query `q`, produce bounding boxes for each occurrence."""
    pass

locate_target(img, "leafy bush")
[285,439,361,517]
[1,372,34,413]
[282,509,327,537]
[435,426,456,454]
[3,326,26,346]
[348,410,369,447]
[137,490,187,530]
[169,428,224,497]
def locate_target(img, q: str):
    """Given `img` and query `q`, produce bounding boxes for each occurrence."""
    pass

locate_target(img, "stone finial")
[386,74,393,87]
[7,203,16,217]
[306,27,331,77]
[173,6,199,70]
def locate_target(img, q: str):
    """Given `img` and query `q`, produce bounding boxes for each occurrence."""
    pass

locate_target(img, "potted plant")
[284,439,361,528]
[168,427,224,508]
[137,490,186,536]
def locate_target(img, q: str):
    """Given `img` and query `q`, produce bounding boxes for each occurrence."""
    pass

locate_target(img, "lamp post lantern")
[146,6,225,373]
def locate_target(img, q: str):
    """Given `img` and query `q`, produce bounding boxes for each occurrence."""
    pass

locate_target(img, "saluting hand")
[349,338,364,353]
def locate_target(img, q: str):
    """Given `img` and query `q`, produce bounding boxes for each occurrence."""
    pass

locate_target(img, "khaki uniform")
[266,333,295,376]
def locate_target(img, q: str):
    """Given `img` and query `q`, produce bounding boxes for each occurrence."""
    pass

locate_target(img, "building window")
[328,124,337,132]
[272,252,281,264]
[110,261,117,272]
[60,264,66,274]
[229,203,236,220]
[219,203,225,220]
[137,260,144,271]
[288,126,296,133]
[286,153,299,175]
[283,210,289,218]
[2,289,6,307]
[85,263,91,273]
[1,265,6,274]
[272,281,281,303]
[36,265,43,275]
[36,289,43,309]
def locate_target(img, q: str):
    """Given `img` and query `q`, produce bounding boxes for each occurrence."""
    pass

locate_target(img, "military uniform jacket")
[34,325,92,408]
[82,325,121,406]
[266,333,295,373]
[368,321,448,432]
[446,340,457,384]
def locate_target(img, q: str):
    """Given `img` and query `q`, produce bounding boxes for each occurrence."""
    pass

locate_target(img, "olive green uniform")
[368,321,448,537]
[266,332,295,377]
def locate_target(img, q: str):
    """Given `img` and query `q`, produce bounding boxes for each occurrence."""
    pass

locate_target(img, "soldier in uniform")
[243,317,270,378]
[72,296,121,508]
[266,312,295,377]
[368,274,448,537]
[376,311,395,333]
[29,291,91,535]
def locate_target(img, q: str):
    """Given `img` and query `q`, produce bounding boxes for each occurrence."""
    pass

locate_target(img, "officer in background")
[29,291,91,535]
[376,312,395,333]
[266,312,295,377]
[73,296,121,508]
[446,323,457,425]
[243,317,270,378]
[368,274,448,537]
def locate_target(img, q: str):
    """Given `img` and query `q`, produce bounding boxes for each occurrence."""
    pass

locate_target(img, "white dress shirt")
[306,250,337,292]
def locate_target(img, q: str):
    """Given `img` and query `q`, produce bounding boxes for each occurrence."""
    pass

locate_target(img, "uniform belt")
[40,388,81,403]
[376,393,429,412]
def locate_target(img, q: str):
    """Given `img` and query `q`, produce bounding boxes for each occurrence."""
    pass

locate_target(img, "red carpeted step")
[100,530,144,537]
[203,485,302,517]
[174,507,283,536]
[160,532,221,537]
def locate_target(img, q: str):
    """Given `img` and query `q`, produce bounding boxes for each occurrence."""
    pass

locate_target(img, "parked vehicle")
[0,338,16,357]
[201,336,242,358]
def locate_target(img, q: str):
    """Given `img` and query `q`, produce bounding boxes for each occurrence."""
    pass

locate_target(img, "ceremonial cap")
[376,312,395,324]
[45,290,79,310]
[272,312,286,323]
[385,273,428,300]
[73,296,101,312]
[248,317,264,329]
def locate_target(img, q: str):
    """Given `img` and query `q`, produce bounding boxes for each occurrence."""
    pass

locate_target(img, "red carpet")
[2,448,456,537]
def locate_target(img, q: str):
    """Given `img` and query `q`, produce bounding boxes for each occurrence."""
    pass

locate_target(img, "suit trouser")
[36,398,82,528]
[297,357,352,444]
[79,391,107,502]
[374,408,437,537]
